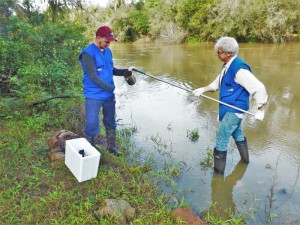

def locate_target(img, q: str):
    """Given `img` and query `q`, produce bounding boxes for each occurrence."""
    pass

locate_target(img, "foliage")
[0,0,15,24]
[2,0,299,44]
[111,3,150,42]
[0,15,86,102]
[202,0,300,42]
[199,147,214,169]
[107,0,299,43]
[128,10,150,35]
[203,202,247,225]
[186,129,200,142]
[144,0,186,43]
[176,0,215,42]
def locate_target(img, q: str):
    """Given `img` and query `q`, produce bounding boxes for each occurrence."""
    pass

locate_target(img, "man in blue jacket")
[79,25,134,156]
[193,37,268,173]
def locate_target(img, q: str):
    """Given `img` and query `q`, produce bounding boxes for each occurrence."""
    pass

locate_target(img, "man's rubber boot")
[235,137,249,163]
[86,135,95,147]
[213,149,227,174]
[106,129,122,157]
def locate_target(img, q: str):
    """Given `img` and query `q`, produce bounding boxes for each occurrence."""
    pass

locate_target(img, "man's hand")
[255,109,265,121]
[193,87,205,97]
[128,67,135,72]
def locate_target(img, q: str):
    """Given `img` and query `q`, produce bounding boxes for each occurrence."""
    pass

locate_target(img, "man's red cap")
[96,26,116,41]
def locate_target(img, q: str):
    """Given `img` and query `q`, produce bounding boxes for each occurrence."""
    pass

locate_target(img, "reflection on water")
[111,43,300,224]
[208,161,248,220]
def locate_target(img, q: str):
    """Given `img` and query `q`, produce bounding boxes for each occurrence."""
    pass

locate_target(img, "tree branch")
[30,95,71,107]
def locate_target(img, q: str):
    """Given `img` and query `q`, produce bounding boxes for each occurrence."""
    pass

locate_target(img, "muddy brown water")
[110,42,300,224]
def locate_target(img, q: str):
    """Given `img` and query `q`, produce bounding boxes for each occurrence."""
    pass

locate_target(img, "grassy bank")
[0,96,189,224]
[0,96,250,224]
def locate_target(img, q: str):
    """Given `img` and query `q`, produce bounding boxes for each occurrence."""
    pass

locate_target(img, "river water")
[110,43,300,224]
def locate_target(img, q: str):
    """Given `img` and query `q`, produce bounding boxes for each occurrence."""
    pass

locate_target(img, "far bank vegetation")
[87,0,299,43]
[5,0,299,44]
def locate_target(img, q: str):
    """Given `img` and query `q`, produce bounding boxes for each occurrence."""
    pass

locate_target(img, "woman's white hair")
[214,37,239,56]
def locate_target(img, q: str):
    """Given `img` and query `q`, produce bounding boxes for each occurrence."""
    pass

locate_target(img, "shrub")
[0,16,86,101]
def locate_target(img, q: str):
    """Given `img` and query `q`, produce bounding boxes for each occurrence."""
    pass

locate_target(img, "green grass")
[0,98,185,224]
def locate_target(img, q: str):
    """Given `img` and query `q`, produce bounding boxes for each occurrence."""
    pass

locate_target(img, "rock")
[265,164,272,169]
[48,130,81,151]
[94,199,135,224]
[47,130,81,162]
[47,147,65,161]
[278,188,287,194]
[172,207,206,225]
[49,146,64,154]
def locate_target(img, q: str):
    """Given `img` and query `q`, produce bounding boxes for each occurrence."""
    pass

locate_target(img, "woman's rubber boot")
[106,129,122,157]
[235,137,249,163]
[213,149,227,174]
[86,135,95,147]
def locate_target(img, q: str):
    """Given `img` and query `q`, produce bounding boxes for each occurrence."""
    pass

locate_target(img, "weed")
[199,147,214,170]
[202,201,247,225]
[186,129,200,142]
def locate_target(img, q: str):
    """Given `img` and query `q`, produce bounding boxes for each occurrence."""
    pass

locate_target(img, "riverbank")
[283,34,300,42]
[0,104,168,223]
[0,97,214,224]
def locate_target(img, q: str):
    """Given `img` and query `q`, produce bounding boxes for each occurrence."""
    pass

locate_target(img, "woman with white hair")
[193,37,268,174]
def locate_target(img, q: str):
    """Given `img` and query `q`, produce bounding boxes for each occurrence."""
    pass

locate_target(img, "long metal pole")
[133,68,255,116]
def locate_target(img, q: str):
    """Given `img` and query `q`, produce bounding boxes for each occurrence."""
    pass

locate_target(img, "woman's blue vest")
[219,56,251,121]
[79,43,114,100]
